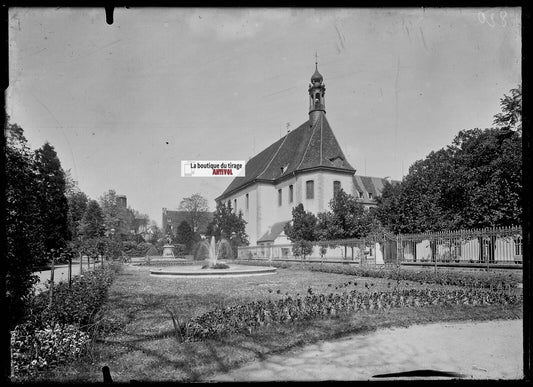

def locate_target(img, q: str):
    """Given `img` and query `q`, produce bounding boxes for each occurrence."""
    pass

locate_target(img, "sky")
[7,7,521,227]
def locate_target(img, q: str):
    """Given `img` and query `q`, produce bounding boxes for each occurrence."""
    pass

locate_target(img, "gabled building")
[161,208,214,237]
[216,63,398,245]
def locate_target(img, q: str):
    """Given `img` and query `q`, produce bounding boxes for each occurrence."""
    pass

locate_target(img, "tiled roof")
[257,220,291,242]
[352,175,401,202]
[218,112,355,200]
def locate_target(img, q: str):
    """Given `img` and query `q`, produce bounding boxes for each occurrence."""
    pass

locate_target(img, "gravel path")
[33,261,98,293]
[210,319,523,381]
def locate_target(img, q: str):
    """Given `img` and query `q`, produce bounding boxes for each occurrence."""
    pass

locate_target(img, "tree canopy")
[376,86,522,233]
[34,142,70,253]
[206,201,248,257]
[178,193,209,232]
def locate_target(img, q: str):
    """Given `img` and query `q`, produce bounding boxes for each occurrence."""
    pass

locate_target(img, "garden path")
[33,260,96,293]
[210,319,523,381]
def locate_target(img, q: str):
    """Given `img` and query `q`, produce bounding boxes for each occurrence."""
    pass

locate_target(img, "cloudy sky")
[7,7,521,226]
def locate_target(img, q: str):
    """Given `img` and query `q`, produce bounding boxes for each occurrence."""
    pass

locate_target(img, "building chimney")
[117,195,127,208]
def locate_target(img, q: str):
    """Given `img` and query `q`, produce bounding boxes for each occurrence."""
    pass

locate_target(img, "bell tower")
[308,54,326,126]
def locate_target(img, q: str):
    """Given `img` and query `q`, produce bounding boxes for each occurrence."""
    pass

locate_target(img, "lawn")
[37,264,523,382]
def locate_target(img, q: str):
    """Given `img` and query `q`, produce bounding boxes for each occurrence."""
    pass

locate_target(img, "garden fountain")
[150,236,277,278]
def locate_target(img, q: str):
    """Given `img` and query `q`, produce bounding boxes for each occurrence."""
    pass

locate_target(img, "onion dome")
[311,64,323,83]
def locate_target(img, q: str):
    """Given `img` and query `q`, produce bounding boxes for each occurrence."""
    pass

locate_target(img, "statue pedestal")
[162,244,175,258]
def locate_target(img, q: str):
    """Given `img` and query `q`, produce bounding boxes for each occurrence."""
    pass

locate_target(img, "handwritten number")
[500,11,507,27]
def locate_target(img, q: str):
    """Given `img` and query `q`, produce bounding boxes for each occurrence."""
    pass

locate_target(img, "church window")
[306,180,314,199]
[358,191,364,198]
[234,199,237,210]
[289,185,294,203]
[333,181,341,197]
[246,193,249,210]
[278,189,282,206]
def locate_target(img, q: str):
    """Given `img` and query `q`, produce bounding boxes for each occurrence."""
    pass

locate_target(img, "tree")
[323,189,375,239]
[374,181,403,234]
[206,201,248,258]
[284,203,317,241]
[179,193,209,232]
[175,220,195,253]
[284,204,317,258]
[79,200,105,239]
[99,189,134,240]
[34,142,70,255]
[66,190,89,244]
[493,85,521,132]
[315,189,378,259]
[376,88,522,233]
[5,118,45,327]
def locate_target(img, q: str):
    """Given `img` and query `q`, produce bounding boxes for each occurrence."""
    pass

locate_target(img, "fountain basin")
[150,264,277,278]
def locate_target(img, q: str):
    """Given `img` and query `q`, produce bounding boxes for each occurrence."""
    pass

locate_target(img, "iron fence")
[237,232,398,265]
[398,226,522,267]
[237,226,522,268]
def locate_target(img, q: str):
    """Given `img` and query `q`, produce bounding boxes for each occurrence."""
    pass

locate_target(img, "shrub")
[11,264,119,378]
[292,240,313,258]
[28,265,117,328]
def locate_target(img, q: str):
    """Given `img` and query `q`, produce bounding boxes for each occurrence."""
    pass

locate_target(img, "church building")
[216,63,396,246]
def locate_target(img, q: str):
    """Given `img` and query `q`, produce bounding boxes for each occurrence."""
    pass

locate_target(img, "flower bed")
[10,264,119,378]
[168,286,522,343]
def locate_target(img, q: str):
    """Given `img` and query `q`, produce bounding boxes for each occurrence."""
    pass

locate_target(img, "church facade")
[216,64,396,246]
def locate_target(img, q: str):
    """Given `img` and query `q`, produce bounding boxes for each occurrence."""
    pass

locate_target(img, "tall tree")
[376,87,522,233]
[34,142,70,254]
[66,191,89,243]
[79,200,106,239]
[5,119,45,327]
[374,181,403,234]
[179,193,209,232]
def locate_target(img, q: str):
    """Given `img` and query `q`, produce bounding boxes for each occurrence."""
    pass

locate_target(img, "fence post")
[396,234,400,266]
[49,254,55,308]
[68,256,72,288]
[79,252,83,275]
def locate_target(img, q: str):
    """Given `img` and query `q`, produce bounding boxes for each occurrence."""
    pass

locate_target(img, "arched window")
[306,180,314,199]
[289,185,294,203]
[333,181,341,197]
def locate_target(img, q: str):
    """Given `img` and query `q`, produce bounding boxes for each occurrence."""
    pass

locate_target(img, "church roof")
[217,112,355,200]
[257,220,291,243]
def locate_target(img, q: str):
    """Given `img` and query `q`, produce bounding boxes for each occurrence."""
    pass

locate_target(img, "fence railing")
[237,226,522,268]
[237,233,397,265]
[398,226,522,266]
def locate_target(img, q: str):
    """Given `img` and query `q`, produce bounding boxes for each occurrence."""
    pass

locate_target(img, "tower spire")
[308,55,325,126]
